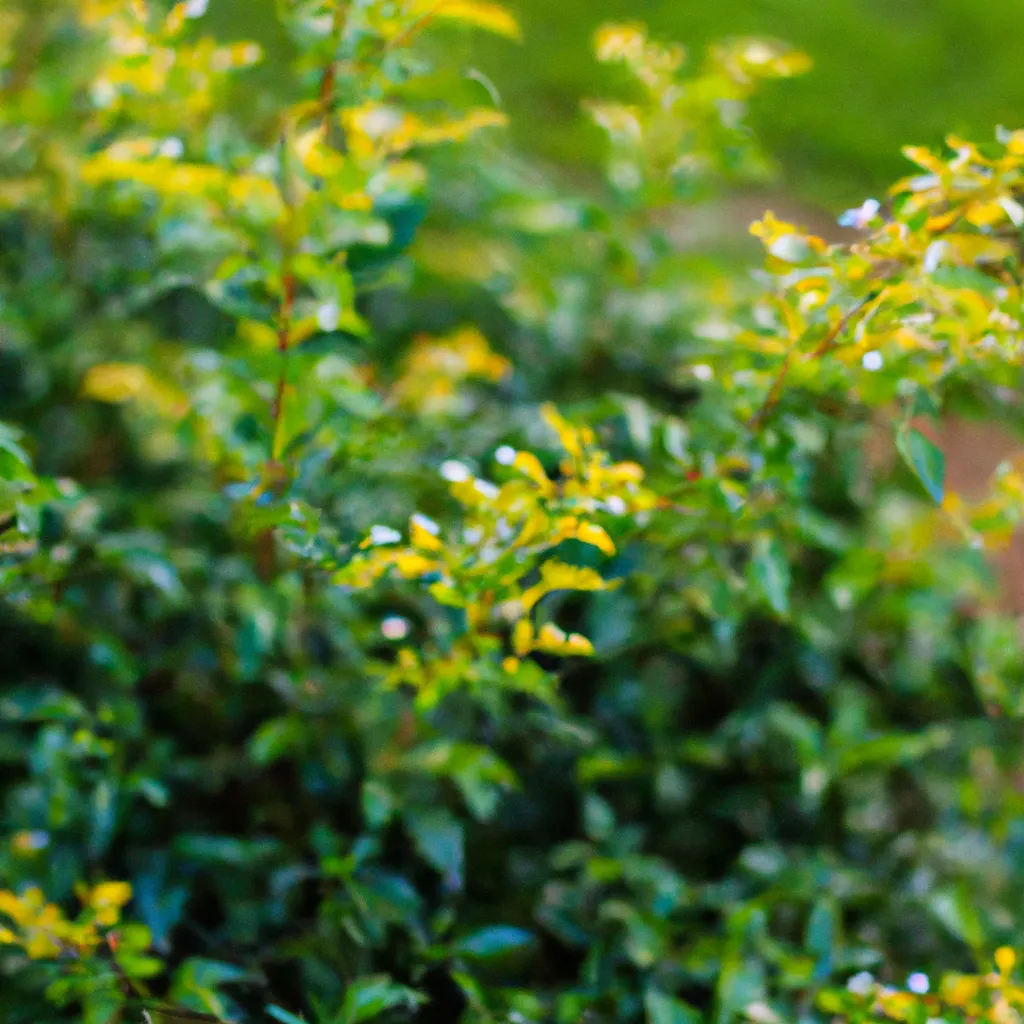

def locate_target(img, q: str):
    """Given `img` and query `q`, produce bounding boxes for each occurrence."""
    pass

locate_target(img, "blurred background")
[479,0,1024,209]
[208,0,1024,230]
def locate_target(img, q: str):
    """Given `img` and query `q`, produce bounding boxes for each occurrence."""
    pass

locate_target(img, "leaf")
[404,810,464,889]
[583,792,615,841]
[456,925,535,959]
[897,427,945,503]
[266,1007,308,1024]
[362,780,395,829]
[645,989,702,1024]
[749,534,791,616]
[342,976,424,1024]
[805,899,835,981]
[412,0,522,40]
[930,887,984,948]
[248,717,302,765]
[143,1010,223,1024]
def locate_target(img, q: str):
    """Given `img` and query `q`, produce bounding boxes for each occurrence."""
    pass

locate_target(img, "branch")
[747,289,881,431]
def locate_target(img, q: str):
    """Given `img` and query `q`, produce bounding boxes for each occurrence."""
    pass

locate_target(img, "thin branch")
[269,131,297,465]
[320,1,348,144]
[747,289,881,431]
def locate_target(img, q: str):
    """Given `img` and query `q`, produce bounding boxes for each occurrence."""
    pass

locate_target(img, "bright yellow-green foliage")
[335,403,654,704]
[6,1,1024,1023]
[0,881,131,957]
[822,948,1024,1024]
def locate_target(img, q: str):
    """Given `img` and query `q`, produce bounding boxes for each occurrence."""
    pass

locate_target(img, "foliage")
[821,947,1024,1024]
[3,2,1024,1024]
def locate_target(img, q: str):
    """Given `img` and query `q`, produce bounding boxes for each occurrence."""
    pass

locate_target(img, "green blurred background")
[210,0,1024,212]
[483,0,1024,208]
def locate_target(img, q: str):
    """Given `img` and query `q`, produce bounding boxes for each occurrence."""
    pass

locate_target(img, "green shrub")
[3,3,1024,1024]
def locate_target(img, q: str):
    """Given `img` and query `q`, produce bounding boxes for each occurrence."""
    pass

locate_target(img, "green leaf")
[897,427,945,503]
[910,386,941,420]
[805,899,835,981]
[342,975,423,1024]
[362,780,395,829]
[267,1007,308,1024]
[750,533,791,616]
[929,887,984,949]
[583,792,616,841]
[456,925,535,959]
[143,1010,223,1024]
[645,989,702,1024]
[404,809,464,889]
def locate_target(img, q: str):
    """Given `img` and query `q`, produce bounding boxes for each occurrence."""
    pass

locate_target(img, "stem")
[269,253,295,453]
[269,131,297,464]
[320,1,348,146]
[747,289,881,431]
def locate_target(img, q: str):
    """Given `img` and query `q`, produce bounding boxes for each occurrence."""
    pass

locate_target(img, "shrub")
[3,3,1024,1024]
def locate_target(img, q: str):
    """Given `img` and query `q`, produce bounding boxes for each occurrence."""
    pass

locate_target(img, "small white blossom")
[381,616,410,641]
[605,495,627,515]
[473,479,500,500]
[160,138,185,160]
[839,198,881,229]
[862,351,884,372]
[440,460,472,483]
[411,513,440,536]
[495,445,517,466]
[184,0,209,16]
[847,972,875,996]
[317,302,340,332]
[369,525,402,546]
[908,973,929,995]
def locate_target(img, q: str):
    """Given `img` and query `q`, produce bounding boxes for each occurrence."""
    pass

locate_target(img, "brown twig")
[319,1,348,142]
[747,289,882,431]
[269,130,297,460]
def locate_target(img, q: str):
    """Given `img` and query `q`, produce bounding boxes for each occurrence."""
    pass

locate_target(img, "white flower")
[317,302,340,332]
[440,460,472,483]
[160,138,184,160]
[862,350,884,372]
[839,198,881,229]
[847,971,875,996]
[605,495,627,515]
[908,973,929,995]
[381,616,410,640]
[369,525,402,546]
[473,479,500,500]
[184,0,209,16]
[495,445,517,466]
[411,513,440,536]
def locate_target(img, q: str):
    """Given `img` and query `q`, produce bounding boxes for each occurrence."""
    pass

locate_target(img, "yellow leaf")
[88,881,132,912]
[412,0,522,41]
[902,145,946,175]
[513,618,534,656]
[541,404,583,457]
[414,109,509,146]
[514,451,553,493]
[410,514,443,551]
[0,891,29,925]
[534,623,594,657]
[394,552,439,578]
[522,561,608,611]
[82,363,187,417]
[575,521,616,556]
[594,23,648,64]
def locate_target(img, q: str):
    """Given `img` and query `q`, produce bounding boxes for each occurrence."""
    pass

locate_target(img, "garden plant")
[5,3,1024,1024]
